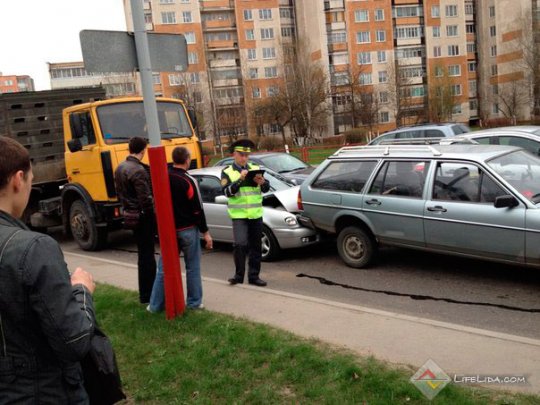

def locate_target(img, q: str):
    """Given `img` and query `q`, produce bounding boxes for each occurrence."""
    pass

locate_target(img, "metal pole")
[130,0,185,318]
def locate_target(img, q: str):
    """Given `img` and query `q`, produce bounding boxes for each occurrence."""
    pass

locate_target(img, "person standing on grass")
[114,137,156,304]
[148,146,213,312]
[221,139,269,287]
[0,136,96,403]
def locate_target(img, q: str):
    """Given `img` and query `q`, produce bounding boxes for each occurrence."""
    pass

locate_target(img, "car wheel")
[261,225,281,261]
[70,200,107,251]
[337,226,376,268]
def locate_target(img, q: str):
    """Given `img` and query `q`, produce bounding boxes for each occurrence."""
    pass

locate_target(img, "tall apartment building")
[48,62,138,98]
[0,73,34,93]
[121,0,538,142]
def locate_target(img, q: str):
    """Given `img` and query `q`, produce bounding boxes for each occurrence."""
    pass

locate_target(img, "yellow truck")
[0,88,203,250]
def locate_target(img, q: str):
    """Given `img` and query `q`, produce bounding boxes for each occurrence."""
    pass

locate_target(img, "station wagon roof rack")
[334,144,443,157]
[376,137,477,146]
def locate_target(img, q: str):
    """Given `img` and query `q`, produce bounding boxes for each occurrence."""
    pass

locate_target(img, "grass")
[95,285,538,404]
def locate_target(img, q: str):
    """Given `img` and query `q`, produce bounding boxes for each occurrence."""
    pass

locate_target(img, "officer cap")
[230,139,255,153]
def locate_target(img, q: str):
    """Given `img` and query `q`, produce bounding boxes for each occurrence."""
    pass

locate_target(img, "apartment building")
[0,73,34,93]
[48,62,138,98]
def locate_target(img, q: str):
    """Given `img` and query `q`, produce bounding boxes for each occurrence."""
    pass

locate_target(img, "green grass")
[95,285,538,404]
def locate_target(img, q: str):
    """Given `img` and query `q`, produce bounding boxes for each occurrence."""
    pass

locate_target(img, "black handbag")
[81,325,126,405]
[122,209,140,229]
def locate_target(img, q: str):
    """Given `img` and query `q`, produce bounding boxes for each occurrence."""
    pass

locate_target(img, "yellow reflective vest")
[223,164,264,219]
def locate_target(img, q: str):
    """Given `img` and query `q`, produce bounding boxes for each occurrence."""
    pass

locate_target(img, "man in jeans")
[148,146,212,312]
[114,137,156,304]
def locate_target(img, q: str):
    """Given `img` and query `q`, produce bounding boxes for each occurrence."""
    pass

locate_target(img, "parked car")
[214,152,314,184]
[298,143,540,268]
[459,126,540,156]
[368,123,470,145]
[189,166,319,261]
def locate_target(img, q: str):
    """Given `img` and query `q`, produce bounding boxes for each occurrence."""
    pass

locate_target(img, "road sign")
[80,29,187,73]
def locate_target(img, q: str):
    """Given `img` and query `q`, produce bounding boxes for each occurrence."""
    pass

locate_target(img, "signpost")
[80,0,187,319]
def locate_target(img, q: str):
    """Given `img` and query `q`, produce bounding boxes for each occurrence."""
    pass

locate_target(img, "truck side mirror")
[188,108,198,130]
[70,114,85,139]
[67,138,83,153]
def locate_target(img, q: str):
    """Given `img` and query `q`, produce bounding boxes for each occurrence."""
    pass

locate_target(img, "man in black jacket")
[114,137,156,304]
[148,146,212,312]
[0,136,96,403]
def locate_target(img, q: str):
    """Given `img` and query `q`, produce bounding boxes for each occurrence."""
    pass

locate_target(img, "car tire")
[337,226,376,268]
[261,225,281,262]
[69,200,107,251]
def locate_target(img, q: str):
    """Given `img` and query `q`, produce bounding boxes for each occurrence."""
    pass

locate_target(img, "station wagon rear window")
[312,161,377,192]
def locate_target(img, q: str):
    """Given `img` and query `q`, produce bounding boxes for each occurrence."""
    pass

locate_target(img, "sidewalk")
[65,251,540,395]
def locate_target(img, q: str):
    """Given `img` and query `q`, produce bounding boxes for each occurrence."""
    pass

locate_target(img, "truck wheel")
[337,226,376,268]
[261,225,281,262]
[69,200,107,251]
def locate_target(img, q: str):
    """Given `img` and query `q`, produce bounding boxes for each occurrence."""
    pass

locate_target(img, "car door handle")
[427,205,447,212]
[365,199,382,206]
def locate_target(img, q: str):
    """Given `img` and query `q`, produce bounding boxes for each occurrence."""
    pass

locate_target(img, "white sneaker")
[189,303,204,310]
[146,305,156,313]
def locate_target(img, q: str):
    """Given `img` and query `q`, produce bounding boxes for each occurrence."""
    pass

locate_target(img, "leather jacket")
[0,211,95,404]
[114,156,154,214]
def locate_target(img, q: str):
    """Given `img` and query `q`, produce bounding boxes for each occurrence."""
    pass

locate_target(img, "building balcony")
[209,58,239,68]
[206,40,237,49]
[397,56,422,66]
[215,97,244,106]
[203,19,236,30]
[213,78,242,87]
[324,0,344,11]
[279,0,294,6]
[328,42,348,52]
[327,21,346,31]
[200,0,234,11]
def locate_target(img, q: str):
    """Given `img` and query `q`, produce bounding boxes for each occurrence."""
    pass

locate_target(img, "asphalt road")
[53,228,540,340]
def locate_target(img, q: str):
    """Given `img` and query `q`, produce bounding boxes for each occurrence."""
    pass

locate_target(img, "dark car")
[214,152,314,184]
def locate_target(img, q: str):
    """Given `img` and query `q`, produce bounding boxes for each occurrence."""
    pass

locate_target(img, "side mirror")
[214,195,228,204]
[494,194,519,208]
[67,138,83,153]
[69,114,85,139]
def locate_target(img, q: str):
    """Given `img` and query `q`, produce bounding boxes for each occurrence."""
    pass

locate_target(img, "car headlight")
[284,216,298,226]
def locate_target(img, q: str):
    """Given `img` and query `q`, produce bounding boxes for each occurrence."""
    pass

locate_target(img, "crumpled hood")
[268,186,301,212]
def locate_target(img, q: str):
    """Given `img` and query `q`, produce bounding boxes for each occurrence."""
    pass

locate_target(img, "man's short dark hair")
[129,137,148,154]
[172,147,190,165]
[0,136,31,190]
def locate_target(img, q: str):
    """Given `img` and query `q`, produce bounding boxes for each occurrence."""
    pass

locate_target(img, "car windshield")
[258,154,308,173]
[487,150,540,203]
[97,101,193,144]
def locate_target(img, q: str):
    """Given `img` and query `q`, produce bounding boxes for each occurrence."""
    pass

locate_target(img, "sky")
[0,0,128,90]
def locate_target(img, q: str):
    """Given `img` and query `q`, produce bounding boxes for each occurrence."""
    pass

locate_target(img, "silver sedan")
[189,166,319,261]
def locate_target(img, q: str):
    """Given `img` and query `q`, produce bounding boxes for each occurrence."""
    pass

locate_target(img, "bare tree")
[387,60,417,127]
[495,77,530,124]
[427,65,457,123]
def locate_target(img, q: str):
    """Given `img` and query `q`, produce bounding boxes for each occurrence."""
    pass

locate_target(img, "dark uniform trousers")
[134,212,157,303]
[232,217,262,282]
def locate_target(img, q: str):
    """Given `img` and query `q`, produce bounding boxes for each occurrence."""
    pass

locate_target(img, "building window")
[182,11,192,23]
[395,6,423,17]
[465,3,474,15]
[492,84,498,95]
[184,32,195,44]
[469,99,478,111]
[246,29,255,40]
[375,9,384,21]
[431,5,440,17]
[451,84,462,96]
[466,23,475,34]
[280,8,293,19]
[169,74,181,86]
[190,72,200,84]
[396,47,424,58]
[188,52,198,64]
[247,49,257,60]
[261,28,274,40]
[160,0,174,3]
[489,6,495,17]
[262,47,276,59]
[252,87,261,98]
[259,9,272,20]
[376,30,386,42]
[446,25,458,37]
[468,61,477,72]
[491,64,498,76]
[161,12,176,24]
[433,26,440,38]
[267,86,278,96]
[434,46,441,57]
[490,45,497,57]
[193,91,202,103]
[448,64,461,76]
[152,73,161,84]
[445,5,458,17]
[249,68,258,79]
[264,66,278,78]
[329,31,347,43]
[467,42,476,53]
[448,45,459,56]
[492,103,499,114]
[490,26,496,37]
[469,80,477,95]
[359,73,372,85]
[380,111,390,123]
[395,26,423,39]
[379,91,389,103]
[244,9,253,21]
[378,71,388,83]
[356,31,371,43]
[357,52,371,65]
[355,10,369,22]
[281,27,295,37]
[377,50,386,63]
[435,66,443,77]
[452,104,462,114]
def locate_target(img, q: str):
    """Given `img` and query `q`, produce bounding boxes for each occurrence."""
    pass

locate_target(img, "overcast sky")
[1,0,127,90]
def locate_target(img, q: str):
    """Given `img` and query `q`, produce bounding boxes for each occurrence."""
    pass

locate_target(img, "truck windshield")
[97,101,192,144]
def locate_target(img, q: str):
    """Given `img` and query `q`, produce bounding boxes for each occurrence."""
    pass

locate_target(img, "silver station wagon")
[298,144,540,268]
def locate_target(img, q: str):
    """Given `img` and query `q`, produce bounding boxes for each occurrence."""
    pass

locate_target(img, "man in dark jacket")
[114,137,156,303]
[0,136,96,403]
[148,146,212,312]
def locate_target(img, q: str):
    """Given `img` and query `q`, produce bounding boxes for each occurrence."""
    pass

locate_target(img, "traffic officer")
[221,139,270,286]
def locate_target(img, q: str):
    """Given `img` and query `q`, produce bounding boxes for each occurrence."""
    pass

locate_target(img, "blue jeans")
[148,227,203,311]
